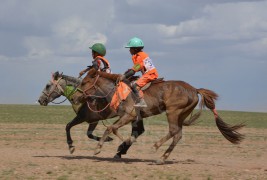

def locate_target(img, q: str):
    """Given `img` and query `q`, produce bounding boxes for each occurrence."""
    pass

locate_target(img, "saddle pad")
[110,82,131,110]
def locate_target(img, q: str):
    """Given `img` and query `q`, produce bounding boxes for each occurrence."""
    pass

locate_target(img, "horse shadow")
[32,154,198,165]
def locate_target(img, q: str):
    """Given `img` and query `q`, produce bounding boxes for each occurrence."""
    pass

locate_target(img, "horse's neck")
[97,77,116,101]
[58,75,81,97]
[61,75,81,87]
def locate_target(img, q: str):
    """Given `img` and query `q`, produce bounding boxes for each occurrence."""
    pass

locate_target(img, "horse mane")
[97,71,120,82]
[61,74,82,85]
[82,68,119,81]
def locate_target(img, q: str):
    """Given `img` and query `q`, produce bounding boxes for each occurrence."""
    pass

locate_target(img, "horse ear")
[88,68,97,77]
[54,71,59,80]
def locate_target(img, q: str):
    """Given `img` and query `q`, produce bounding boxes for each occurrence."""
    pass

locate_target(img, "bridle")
[42,76,68,104]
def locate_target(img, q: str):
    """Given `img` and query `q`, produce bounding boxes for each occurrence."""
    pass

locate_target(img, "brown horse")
[72,69,245,164]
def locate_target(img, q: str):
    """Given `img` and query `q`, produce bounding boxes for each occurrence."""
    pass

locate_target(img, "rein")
[79,74,117,113]
[43,75,79,105]
[86,101,111,113]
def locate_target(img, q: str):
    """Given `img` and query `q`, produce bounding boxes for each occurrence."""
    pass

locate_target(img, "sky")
[0,0,266,112]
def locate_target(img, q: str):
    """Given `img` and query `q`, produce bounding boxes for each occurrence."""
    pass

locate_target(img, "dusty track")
[0,123,266,179]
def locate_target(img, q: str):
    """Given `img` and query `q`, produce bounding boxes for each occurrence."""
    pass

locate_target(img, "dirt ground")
[0,122,266,180]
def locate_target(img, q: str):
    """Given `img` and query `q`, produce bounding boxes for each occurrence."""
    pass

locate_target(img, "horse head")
[38,71,65,106]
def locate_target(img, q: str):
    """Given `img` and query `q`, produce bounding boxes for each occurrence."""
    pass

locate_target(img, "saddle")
[124,76,164,90]
[141,78,164,91]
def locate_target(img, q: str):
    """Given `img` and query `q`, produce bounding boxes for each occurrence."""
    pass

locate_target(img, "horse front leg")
[87,121,114,142]
[94,114,135,155]
[87,121,99,141]
[114,119,145,158]
[94,125,114,155]
[65,116,85,154]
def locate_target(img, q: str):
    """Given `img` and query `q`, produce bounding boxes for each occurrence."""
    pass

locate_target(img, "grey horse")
[38,72,117,154]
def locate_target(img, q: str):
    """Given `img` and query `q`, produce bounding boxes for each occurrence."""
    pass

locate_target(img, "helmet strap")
[130,47,143,55]
[92,51,100,58]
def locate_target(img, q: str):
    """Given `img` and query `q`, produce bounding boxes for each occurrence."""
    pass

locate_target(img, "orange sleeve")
[131,54,144,72]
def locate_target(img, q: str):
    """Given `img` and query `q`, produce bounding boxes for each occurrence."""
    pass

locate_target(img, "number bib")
[143,57,155,72]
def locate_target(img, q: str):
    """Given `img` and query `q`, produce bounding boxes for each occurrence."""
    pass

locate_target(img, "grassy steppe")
[0,104,266,128]
[0,104,266,179]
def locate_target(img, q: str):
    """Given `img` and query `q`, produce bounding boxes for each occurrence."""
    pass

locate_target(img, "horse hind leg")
[157,102,198,164]
[153,109,188,164]
[156,129,182,164]
[153,112,181,151]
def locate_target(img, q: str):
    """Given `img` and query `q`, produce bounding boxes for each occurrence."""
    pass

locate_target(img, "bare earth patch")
[0,123,266,179]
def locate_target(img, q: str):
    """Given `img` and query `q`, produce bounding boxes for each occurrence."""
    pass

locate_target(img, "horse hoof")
[152,145,158,153]
[69,146,75,154]
[94,148,101,155]
[105,136,113,142]
[155,159,165,165]
[113,154,121,159]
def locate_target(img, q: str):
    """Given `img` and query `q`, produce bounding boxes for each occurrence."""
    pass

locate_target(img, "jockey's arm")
[79,67,91,77]
[120,69,135,81]
[92,60,99,70]
[124,69,135,78]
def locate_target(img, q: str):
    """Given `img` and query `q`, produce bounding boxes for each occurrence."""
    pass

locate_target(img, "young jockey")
[120,37,158,107]
[79,43,111,77]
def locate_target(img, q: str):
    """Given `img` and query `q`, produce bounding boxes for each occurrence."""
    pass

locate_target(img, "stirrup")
[134,99,147,108]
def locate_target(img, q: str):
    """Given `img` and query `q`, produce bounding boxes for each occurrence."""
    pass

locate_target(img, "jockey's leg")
[131,83,147,107]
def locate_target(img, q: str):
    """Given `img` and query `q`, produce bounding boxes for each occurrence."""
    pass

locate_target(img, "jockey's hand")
[79,71,85,78]
[119,74,126,81]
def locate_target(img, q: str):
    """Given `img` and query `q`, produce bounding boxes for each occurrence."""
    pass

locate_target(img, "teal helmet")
[125,37,144,48]
[89,43,106,56]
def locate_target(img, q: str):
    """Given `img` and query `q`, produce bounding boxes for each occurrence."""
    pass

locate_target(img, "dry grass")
[0,104,266,179]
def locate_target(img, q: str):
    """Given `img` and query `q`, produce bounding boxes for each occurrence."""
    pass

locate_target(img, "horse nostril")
[70,97,74,102]
[37,99,42,105]
[71,97,80,105]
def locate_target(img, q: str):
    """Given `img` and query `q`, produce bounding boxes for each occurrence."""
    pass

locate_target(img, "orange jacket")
[95,56,111,73]
[131,52,157,75]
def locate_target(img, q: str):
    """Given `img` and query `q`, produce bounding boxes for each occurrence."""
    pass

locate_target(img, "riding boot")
[131,83,147,108]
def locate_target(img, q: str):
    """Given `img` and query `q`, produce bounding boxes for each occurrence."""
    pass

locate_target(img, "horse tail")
[182,88,207,126]
[197,88,245,144]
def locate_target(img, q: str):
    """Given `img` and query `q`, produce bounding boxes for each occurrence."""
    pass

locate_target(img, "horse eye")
[46,84,50,90]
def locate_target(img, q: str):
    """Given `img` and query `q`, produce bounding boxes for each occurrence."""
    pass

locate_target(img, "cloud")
[157,1,267,39]
[0,0,114,59]
[230,38,267,58]
[52,16,107,56]
[0,55,9,62]
[0,0,266,112]
[154,1,267,59]
[23,36,53,58]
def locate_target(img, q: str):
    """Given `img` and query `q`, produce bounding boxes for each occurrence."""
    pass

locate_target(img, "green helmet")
[125,37,144,48]
[89,43,106,56]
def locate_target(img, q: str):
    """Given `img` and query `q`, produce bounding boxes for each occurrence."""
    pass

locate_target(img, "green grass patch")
[0,104,75,124]
[144,109,267,128]
[0,104,266,128]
